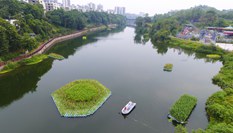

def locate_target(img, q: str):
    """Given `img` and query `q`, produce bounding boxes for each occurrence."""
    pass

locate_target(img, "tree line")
[135,5,233,44]
[0,0,126,60]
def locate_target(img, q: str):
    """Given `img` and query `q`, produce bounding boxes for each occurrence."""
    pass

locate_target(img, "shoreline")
[0,24,116,70]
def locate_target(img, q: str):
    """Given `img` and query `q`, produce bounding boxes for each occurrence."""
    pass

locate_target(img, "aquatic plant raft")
[206,54,221,59]
[169,94,197,123]
[51,79,111,117]
[164,63,173,71]
[48,53,65,60]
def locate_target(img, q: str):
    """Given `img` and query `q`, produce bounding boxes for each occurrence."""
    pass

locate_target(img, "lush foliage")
[169,37,225,55]
[65,83,98,102]
[170,94,197,122]
[175,125,188,133]
[51,79,111,117]
[0,0,126,60]
[212,53,233,89]
[48,53,65,60]
[163,63,173,71]
[20,54,48,65]
[205,88,233,132]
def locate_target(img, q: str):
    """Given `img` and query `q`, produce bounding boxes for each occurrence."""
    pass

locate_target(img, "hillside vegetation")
[0,0,126,61]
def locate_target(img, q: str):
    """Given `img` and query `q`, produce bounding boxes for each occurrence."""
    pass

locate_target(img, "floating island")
[163,63,173,72]
[51,79,111,117]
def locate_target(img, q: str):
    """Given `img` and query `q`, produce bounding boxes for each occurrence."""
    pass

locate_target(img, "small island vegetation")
[51,79,111,117]
[21,54,48,65]
[48,53,65,60]
[206,54,221,59]
[163,63,173,71]
[169,94,197,123]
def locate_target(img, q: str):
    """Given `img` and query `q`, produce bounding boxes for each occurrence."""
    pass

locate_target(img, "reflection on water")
[0,27,222,133]
[0,59,53,108]
[0,28,125,109]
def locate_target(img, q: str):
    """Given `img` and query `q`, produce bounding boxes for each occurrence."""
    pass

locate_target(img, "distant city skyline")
[58,0,233,15]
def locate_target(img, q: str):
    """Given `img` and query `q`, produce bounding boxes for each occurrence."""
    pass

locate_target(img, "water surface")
[0,27,222,133]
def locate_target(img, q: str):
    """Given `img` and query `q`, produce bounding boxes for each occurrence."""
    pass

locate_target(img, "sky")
[60,0,233,15]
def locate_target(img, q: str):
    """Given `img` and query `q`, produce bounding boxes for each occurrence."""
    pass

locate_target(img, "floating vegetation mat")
[168,94,197,123]
[51,79,111,117]
[164,63,173,72]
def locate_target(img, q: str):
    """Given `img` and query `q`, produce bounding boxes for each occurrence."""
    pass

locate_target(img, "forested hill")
[0,0,126,61]
[135,5,233,43]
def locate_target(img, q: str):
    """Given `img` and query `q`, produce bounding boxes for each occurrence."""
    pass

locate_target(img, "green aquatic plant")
[169,94,197,122]
[164,63,173,71]
[206,54,221,59]
[48,53,65,60]
[51,79,111,117]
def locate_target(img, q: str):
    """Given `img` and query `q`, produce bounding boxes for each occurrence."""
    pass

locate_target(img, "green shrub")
[169,94,197,122]
[206,90,233,124]
[175,125,188,133]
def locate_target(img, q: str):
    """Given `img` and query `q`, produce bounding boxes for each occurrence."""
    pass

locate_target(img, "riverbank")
[0,24,116,71]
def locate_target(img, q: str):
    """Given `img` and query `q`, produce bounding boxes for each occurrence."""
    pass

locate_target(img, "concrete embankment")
[0,24,116,70]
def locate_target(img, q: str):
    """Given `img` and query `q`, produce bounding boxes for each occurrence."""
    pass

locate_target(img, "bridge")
[126,18,136,27]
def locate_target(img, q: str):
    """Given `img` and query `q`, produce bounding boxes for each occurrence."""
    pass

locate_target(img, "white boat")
[121,101,136,115]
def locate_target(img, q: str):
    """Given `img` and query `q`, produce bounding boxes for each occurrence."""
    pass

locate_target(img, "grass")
[0,62,20,74]
[169,94,197,123]
[164,63,173,71]
[51,79,111,117]
[206,54,221,59]
[48,53,65,60]
[20,54,48,65]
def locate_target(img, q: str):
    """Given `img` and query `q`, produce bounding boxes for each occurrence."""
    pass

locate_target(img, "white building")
[114,7,125,15]
[45,2,60,11]
[28,0,46,9]
[44,0,58,2]
[62,0,70,8]
[88,2,96,11]
[97,4,103,12]
[18,0,29,3]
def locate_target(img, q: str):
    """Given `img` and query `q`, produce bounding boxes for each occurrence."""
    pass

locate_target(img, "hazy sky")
[60,0,233,15]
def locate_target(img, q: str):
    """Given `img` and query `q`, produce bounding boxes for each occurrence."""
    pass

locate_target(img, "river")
[0,27,222,133]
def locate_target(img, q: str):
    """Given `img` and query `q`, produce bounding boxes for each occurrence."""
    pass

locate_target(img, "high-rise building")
[97,4,103,12]
[114,7,126,15]
[62,0,70,8]
[88,2,96,11]
[45,2,60,11]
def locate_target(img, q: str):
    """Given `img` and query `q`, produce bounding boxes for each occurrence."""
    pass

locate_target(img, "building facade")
[114,7,125,15]
[45,2,60,11]
[62,0,70,8]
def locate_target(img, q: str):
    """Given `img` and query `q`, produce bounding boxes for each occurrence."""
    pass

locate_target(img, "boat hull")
[121,101,136,115]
